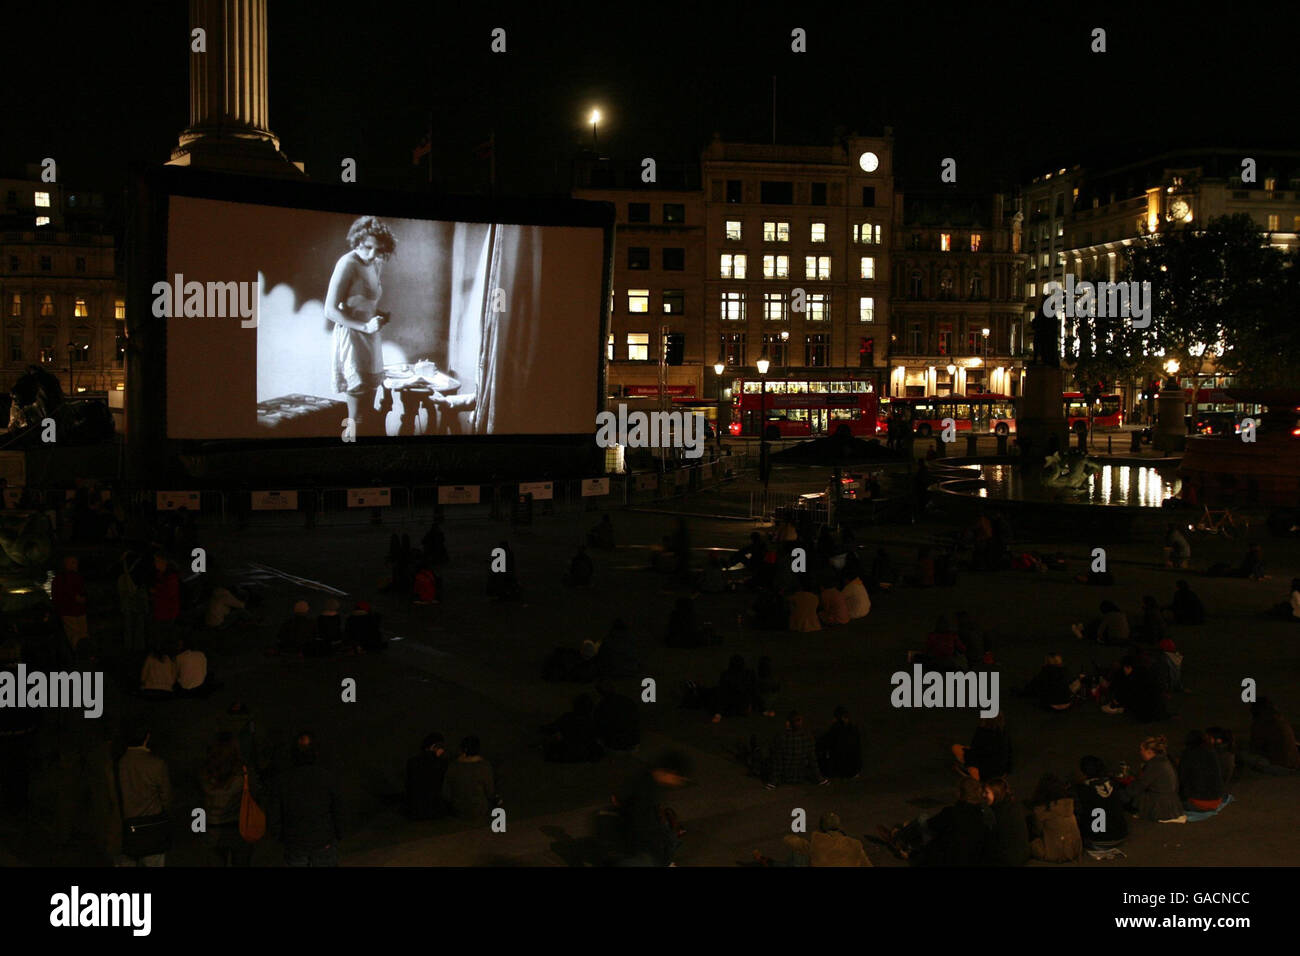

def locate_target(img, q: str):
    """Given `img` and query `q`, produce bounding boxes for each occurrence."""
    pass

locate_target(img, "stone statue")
[1031,311,1059,368]
[1040,451,1101,490]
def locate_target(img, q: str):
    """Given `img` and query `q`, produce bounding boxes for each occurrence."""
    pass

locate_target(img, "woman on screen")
[324,216,397,436]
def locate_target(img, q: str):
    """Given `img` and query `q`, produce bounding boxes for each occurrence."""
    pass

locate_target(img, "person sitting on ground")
[274,600,316,656]
[593,681,640,752]
[709,655,774,723]
[983,777,1030,866]
[205,581,251,629]
[596,618,638,678]
[1101,654,1168,722]
[1027,774,1083,863]
[1073,755,1128,850]
[839,568,872,620]
[174,637,213,697]
[818,572,850,627]
[880,777,990,866]
[698,552,729,594]
[413,562,439,604]
[1166,579,1207,625]
[587,513,615,551]
[562,545,594,588]
[908,616,966,672]
[665,597,705,649]
[344,601,385,654]
[761,811,871,867]
[1178,730,1227,812]
[1208,543,1269,580]
[764,711,828,789]
[442,736,497,824]
[1268,577,1300,622]
[541,693,604,763]
[1135,595,1166,646]
[406,733,450,820]
[1205,727,1236,785]
[816,706,862,779]
[1245,697,1300,773]
[316,598,343,654]
[1164,524,1191,569]
[1021,653,1075,711]
[1073,600,1130,645]
[787,583,822,633]
[1151,638,1185,694]
[139,645,178,699]
[953,713,1011,780]
[1124,735,1184,822]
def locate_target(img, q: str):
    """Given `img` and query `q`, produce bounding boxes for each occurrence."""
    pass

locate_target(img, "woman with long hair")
[325,216,397,436]
[1026,773,1082,862]
[1125,735,1184,822]
[200,732,254,866]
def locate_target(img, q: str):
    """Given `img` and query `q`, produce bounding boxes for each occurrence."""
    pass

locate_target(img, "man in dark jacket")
[406,732,450,820]
[918,778,991,866]
[615,751,690,866]
[269,732,343,866]
[816,706,863,779]
[765,712,829,789]
[1072,755,1128,848]
[1168,580,1206,625]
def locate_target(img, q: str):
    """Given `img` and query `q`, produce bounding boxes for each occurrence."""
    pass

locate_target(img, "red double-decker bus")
[882,394,1018,436]
[1063,392,1123,434]
[729,378,879,438]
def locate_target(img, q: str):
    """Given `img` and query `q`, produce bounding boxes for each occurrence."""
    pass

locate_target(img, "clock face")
[1170,199,1190,221]
[859,151,879,173]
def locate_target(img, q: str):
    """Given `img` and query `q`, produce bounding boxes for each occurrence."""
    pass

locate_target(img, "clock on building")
[858,151,879,173]
[1169,198,1191,222]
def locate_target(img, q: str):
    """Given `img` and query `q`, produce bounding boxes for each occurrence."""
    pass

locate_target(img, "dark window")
[663,203,685,223]
[663,290,684,314]
[40,256,52,271]
[662,247,685,271]
[628,203,650,223]
[810,182,827,206]
[8,256,18,272]
[75,257,86,273]
[7,333,21,363]
[721,332,746,366]
[861,186,876,207]
[5,191,15,207]
[761,181,794,205]
[762,333,788,366]
[726,179,743,203]
[627,247,650,270]
[805,334,829,368]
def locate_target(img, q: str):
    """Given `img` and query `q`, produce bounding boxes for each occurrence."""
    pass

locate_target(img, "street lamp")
[757,354,770,487]
[1163,357,1180,388]
[67,341,87,394]
[589,109,601,151]
[714,360,725,441]
[982,327,990,360]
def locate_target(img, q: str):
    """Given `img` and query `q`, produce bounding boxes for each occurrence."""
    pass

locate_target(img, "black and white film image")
[164,197,605,439]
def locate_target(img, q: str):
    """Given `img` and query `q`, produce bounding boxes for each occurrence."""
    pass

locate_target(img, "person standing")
[406,733,450,820]
[116,726,172,866]
[200,733,255,866]
[816,707,863,779]
[269,733,344,866]
[52,555,89,658]
[149,552,181,651]
[442,736,497,824]
[117,552,150,653]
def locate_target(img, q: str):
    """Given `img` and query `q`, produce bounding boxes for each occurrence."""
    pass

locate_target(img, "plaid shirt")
[769,729,821,785]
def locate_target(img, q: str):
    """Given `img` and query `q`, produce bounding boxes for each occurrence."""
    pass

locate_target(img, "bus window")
[788,381,808,393]
[808,382,828,393]
[830,407,858,420]
[1100,397,1120,415]
[914,401,934,418]
[743,381,761,394]
[936,402,955,420]
[954,403,972,419]
[768,382,787,395]
[787,409,809,422]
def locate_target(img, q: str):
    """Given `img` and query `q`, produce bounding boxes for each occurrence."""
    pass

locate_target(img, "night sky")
[8,2,1300,206]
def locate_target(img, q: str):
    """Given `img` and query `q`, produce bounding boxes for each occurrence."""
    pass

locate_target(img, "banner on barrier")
[518,481,554,501]
[157,491,200,511]
[252,490,298,511]
[438,485,481,505]
[347,488,391,508]
[581,478,610,497]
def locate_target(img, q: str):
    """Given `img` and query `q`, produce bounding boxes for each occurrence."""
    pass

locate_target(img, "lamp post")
[714,360,725,445]
[982,327,990,362]
[67,341,87,394]
[757,353,770,487]
[589,109,601,152]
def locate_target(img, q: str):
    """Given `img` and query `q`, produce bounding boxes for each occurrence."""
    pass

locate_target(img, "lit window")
[9,294,21,317]
[763,292,786,322]
[853,223,880,244]
[1264,178,1276,191]
[39,295,54,316]
[662,289,684,314]
[627,289,649,313]
[859,296,875,322]
[810,222,826,243]
[763,255,789,279]
[763,221,790,242]
[940,233,951,252]
[805,256,830,280]
[115,299,126,320]
[720,254,747,278]
[859,257,875,280]
[807,293,829,322]
[35,216,51,227]
[74,298,88,318]
[1267,214,1279,231]
[627,333,650,361]
[34,191,50,208]
[607,333,614,361]
[725,220,742,241]
[721,291,744,321]
[970,234,982,252]
[1028,282,1036,297]
[1041,253,1049,267]
[75,257,86,273]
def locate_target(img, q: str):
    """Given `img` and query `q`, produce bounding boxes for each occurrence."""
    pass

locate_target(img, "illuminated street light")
[589,109,601,150]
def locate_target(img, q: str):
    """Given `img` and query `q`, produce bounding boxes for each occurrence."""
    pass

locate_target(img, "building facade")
[888,191,1026,399]
[1,175,125,405]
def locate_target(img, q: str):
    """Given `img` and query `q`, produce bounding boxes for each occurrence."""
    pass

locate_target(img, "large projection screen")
[164,196,605,439]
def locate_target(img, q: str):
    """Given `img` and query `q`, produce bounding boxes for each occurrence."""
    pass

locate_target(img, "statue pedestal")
[1016,366,1069,464]
[1154,388,1187,453]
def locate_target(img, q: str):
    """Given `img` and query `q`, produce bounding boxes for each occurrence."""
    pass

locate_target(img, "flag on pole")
[412,131,432,165]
